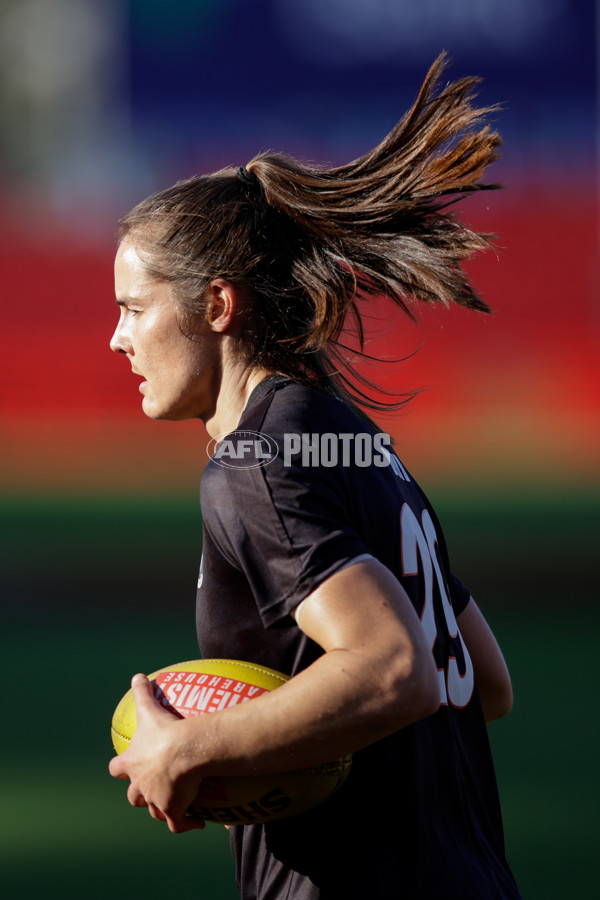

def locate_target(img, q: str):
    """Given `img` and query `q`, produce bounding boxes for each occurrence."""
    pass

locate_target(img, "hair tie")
[237,166,259,188]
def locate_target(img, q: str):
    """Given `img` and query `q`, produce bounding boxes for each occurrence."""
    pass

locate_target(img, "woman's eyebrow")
[115,295,143,306]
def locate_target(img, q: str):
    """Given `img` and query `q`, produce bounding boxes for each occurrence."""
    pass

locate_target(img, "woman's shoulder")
[242,378,365,436]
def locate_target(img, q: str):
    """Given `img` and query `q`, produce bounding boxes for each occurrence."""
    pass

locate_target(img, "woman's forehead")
[114,240,157,296]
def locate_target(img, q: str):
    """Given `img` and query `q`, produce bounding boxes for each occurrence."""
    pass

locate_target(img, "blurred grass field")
[1,491,598,899]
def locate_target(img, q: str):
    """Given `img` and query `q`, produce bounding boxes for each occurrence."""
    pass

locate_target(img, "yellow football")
[111,658,351,825]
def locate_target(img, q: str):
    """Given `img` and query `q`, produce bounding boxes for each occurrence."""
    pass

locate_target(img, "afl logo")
[207,430,280,469]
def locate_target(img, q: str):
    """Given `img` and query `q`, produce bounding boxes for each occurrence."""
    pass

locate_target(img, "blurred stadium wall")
[1,0,597,570]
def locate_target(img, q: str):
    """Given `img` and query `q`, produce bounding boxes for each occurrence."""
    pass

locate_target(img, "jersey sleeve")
[201,454,368,629]
[449,573,472,617]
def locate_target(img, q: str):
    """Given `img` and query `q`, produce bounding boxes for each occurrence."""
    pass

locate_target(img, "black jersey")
[197,377,521,900]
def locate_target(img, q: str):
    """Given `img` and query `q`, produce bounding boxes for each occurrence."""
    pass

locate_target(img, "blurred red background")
[1,1,597,500]
[2,188,596,495]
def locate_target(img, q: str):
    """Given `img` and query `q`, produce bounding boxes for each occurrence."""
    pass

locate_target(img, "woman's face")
[111,238,219,421]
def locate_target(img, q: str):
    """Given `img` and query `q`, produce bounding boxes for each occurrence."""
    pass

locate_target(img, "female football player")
[109,54,522,899]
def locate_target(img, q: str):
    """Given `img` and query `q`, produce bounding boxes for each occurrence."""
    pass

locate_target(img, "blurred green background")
[1,1,597,898]
[1,491,598,898]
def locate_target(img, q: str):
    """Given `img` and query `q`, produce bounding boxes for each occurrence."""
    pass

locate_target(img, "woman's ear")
[205,278,241,333]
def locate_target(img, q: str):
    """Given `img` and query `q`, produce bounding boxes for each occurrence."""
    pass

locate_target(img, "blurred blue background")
[0,0,595,234]
[1,2,597,897]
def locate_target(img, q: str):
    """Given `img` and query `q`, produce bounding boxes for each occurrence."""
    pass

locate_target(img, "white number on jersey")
[400,503,474,708]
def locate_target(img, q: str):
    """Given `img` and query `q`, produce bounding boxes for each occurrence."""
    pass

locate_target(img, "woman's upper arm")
[457,598,513,722]
[292,558,441,725]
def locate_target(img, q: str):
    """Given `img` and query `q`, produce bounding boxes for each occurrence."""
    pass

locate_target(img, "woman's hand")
[109,558,441,831]
[108,674,207,833]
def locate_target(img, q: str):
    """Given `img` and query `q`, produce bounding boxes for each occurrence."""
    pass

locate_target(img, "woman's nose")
[110,319,131,355]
